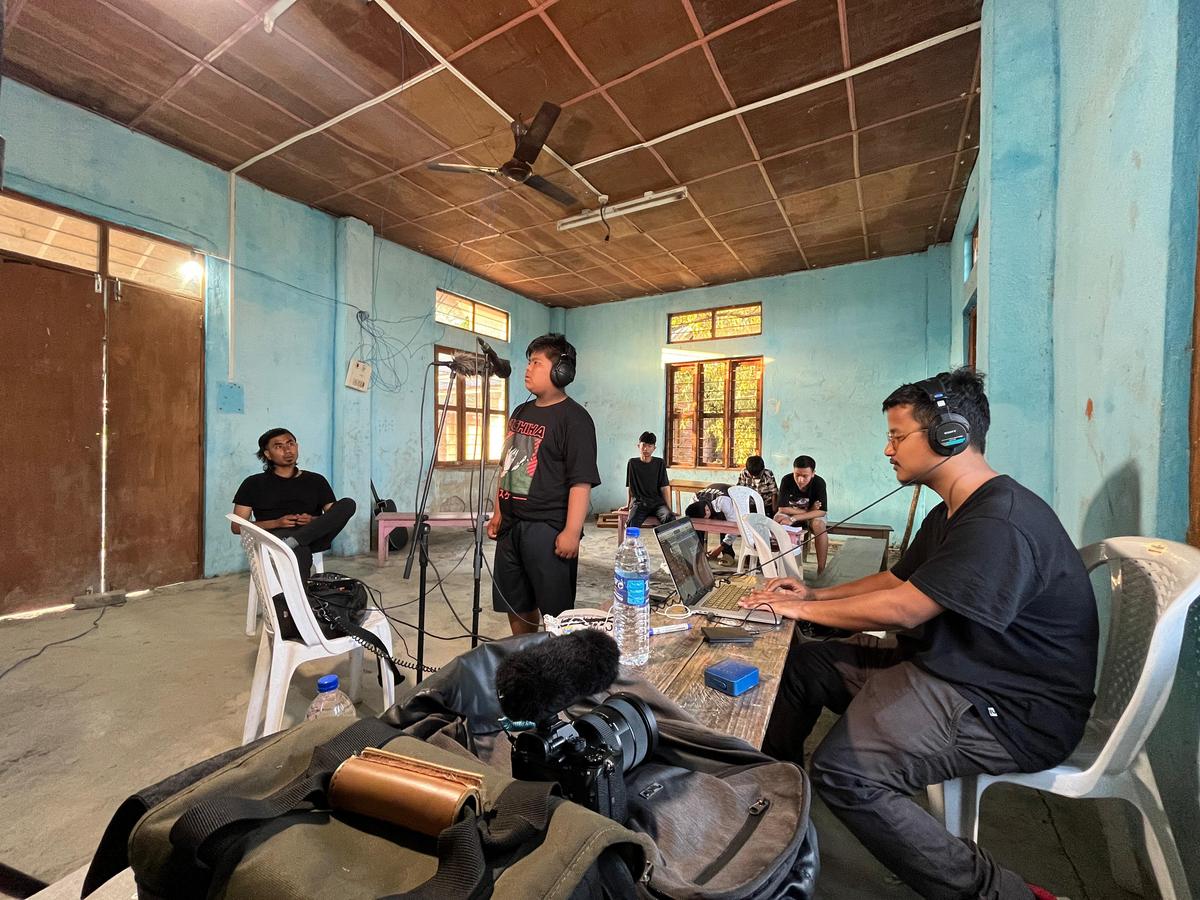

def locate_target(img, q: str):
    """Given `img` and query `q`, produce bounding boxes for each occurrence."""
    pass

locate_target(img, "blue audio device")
[704,659,759,697]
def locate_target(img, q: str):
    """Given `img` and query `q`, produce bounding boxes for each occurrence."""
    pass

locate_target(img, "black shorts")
[492,519,579,617]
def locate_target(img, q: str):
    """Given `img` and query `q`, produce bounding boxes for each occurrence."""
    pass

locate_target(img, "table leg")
[377,523,388,566]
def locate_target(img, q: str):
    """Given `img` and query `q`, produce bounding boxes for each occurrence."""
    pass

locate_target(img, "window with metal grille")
[666,357,762,468]
[433,346,509,466]
[667,303,761,343]
[435,289,509,341]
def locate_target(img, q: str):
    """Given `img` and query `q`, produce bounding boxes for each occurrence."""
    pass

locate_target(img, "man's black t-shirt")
[627,457,669,505]
[890,475,1098,771]
[497,397,600,531]
[779,473,828,515]
[233,470,336,523]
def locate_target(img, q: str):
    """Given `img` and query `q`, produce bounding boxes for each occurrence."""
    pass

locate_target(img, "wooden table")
[641,611,794,748]
[375,511,491,565]
[667,477,712,516]
[616,510,741,544]
[827,524,893,570]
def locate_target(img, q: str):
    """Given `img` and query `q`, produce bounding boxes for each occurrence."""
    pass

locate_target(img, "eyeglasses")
[885,429,924,449]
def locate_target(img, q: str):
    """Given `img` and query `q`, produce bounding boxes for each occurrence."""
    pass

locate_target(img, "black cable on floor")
[0,606,110,683]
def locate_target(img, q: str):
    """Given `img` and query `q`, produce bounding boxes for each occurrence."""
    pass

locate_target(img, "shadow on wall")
[1081,460,1142,547]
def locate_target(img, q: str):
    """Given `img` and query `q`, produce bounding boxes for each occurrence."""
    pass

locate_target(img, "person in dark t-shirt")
[232,428,356,575]
[624,431,675,528]
[740,369,1098,900]
[488,334,600,634]
[776,455,830,574]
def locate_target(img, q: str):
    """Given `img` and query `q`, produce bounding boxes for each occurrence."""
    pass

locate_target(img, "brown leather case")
[328,748,485,837]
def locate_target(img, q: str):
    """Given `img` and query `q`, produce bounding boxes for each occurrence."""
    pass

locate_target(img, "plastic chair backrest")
[765,517,805,580]
[1081,537,1200,776]
[741,513,776,575]
[728,485,766,519]
[227,514,330,650]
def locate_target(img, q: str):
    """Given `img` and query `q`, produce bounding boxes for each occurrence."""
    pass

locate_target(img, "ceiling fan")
[426,102,579,207]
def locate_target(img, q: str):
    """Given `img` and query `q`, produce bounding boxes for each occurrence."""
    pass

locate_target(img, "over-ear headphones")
[550,337,577,389]
[914,376,970,456]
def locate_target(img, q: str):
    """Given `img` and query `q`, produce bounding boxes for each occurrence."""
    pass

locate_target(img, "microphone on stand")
[476,337,512,378]
[434,353,489,376]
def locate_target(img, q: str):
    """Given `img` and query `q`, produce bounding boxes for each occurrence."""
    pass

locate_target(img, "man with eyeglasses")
[231,427,357,575]
[740,368,1098,900]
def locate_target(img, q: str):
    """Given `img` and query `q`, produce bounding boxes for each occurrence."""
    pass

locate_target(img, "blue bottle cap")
[317,674,339,692]
[626,527,640,538]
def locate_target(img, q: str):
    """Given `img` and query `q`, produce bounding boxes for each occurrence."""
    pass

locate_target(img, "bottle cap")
[626,527,640,538]
[317,674,339,692]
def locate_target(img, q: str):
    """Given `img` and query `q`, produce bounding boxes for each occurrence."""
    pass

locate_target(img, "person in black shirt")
[232,428,356,575]
[740,369,1097,900]
[487,334,600,635]
[775,455,830,574]
[624,431,675,528]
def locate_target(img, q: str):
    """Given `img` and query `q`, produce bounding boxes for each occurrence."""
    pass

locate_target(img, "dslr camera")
[510,692,658,822]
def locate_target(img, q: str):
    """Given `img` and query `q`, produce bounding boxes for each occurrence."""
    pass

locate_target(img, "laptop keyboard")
[704,578,756,610]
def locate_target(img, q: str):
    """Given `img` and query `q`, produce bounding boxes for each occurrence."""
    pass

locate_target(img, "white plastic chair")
[742,513,806,580]
[245,548,323,635]
[928,537,1200,900]
[229,514,396,745]
[727,485,766,574]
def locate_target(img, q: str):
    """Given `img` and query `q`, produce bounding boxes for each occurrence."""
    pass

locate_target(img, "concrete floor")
[0,525,1149,898]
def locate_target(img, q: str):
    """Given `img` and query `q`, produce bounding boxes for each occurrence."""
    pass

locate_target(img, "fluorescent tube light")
[556,187,689,232]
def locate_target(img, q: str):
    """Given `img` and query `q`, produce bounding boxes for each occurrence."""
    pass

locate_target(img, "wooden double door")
[0,258,203,613]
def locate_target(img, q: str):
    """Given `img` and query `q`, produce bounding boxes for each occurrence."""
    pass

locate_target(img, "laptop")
[652,518,780,624]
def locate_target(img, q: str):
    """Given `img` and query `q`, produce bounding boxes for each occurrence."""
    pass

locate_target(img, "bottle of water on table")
[304,674,356,721]
[614,527,651,666]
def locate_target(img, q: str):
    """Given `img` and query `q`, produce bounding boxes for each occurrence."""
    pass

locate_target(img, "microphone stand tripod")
[470,352,491,648]
[403,364,459,683]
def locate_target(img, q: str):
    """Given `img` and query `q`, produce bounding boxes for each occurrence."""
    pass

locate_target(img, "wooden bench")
[811,536,889,587]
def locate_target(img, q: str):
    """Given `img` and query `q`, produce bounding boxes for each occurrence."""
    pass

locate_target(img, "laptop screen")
[653,518,716,606]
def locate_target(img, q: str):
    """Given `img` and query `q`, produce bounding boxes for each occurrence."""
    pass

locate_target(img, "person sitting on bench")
[623,431,676,529]
[739,369,1098,900]
[775,455,830,574]
[231,427,356,575]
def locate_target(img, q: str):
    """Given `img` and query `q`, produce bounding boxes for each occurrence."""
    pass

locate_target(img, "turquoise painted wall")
[0,81,547,576]
[948,165,979,367]
[564,247,951,537]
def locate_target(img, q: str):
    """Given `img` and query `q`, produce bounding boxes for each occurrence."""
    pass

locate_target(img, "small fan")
[426,102,579,207]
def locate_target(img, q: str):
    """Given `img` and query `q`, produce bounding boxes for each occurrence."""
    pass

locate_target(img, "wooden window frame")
[432,345,509,468]
[665,355,763,469]
[434,288,510,341]
[666,302,762,345]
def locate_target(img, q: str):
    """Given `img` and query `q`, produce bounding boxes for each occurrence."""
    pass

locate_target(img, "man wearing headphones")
[488,333,600,635]
[741,368,1097,900]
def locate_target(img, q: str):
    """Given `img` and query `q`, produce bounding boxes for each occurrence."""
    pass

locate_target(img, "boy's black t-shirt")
[779,473,828,514]
[497,397,600,531]
[890,475,1098,771]
[233,470,336,523]
[627,457,669,505]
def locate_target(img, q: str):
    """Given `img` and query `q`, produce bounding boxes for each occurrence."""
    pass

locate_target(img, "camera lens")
[575,692,658,773]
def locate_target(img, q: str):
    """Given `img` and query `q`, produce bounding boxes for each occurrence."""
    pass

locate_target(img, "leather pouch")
[328,747,485,837]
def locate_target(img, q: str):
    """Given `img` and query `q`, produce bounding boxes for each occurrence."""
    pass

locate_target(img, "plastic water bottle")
[614,527,651,666]
[303,674,356,721]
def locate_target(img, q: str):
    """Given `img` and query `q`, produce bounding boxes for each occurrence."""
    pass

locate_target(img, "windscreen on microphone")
[434,353,487,376]
[495,629,620,723]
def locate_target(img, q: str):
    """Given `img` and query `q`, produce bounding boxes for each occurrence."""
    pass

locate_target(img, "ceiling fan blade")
[513,102,561,165]
[426,162,500,175]
[524,174,578,207]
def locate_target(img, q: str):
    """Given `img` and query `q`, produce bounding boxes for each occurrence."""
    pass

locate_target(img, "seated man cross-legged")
[231,427,356,575]
[624,430,676,529]
[740,368,1097,900]
[775,455,830,575]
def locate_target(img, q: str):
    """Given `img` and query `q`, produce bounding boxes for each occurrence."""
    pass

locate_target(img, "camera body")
[509,692,658,822]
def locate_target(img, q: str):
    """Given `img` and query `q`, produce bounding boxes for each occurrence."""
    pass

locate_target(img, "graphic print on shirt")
[498,417,545,500]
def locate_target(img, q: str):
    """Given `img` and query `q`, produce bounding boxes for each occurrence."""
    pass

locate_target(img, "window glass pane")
[463,372,482,409]
[0,194,100,271]
[732,360,760,412]
[671,366,696,414]
[700,418,726,466]
[670,418,695,466]
[463,412,483,461]
[488,414,506,462]
[107,227,203,298]
[733,417,758,465]
[701,361,727,414]
[435,289,473,330]
[435,350,455,400]
[437,411,459,462]
[489,375,506,411]
[668,310,713,343]
[715,304,761,338]
[473,301,509,341]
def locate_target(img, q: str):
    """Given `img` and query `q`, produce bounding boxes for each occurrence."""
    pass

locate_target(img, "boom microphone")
[476,337,512,378]
[496,630,620,723]
[434,353,488,376]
